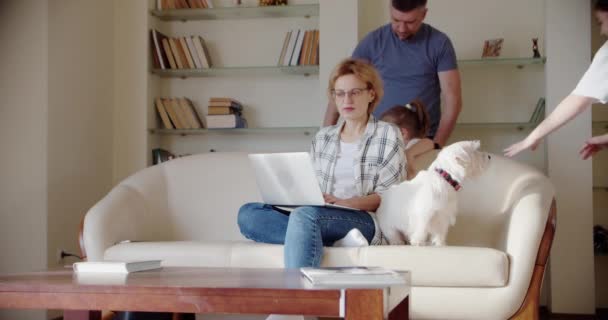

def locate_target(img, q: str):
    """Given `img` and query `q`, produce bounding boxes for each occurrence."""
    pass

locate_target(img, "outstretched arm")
[434,69,462,146]
[504,94,596,157]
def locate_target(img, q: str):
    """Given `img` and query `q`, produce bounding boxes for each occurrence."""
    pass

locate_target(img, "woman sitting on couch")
[237,58,406,268]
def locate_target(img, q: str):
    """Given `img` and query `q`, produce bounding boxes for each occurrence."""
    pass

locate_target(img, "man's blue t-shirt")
[352,23,458,137]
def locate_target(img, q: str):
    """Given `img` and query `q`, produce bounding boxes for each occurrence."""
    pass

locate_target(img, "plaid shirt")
[310,116,406,198]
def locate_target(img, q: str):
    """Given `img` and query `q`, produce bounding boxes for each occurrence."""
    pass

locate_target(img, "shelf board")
[149,127,320,136]
[458,57,546,67]
[150,4,319,21]
[594,186,608,191]
[151,65,319,78]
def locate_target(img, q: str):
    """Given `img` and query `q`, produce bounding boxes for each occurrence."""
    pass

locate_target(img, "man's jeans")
[237,203,375,268]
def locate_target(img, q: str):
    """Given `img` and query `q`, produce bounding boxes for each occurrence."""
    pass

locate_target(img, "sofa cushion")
[104,241,508,288]
[359,245,508,287]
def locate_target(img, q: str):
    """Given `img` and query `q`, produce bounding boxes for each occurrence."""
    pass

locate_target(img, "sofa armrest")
[501,179,555,311]
[80,185,148,261]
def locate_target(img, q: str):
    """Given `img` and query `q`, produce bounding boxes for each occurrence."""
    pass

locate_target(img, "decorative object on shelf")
[259,0,287,6]
[152,148,191,165]
[594,225,608,255]
[532,38,541,58]
[481,38,504,58]
[152,148,176,165]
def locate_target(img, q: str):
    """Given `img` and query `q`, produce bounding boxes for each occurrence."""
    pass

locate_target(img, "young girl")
[380,101,436,179]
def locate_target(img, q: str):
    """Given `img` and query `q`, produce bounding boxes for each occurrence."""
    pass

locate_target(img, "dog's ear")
[468,140,481,151]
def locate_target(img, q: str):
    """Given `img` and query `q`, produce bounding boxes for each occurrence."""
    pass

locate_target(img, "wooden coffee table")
[0,267,410,320]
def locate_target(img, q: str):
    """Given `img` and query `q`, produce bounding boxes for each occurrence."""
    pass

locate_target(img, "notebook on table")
[248,152,359,212]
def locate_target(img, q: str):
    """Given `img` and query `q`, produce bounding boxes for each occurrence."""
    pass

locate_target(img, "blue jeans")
[237,203,375,268]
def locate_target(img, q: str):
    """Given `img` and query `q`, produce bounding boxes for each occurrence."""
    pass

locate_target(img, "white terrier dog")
[334,140,490,248]
[375,140,490,246]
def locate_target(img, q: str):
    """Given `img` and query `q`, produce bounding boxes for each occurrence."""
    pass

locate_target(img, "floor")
[540,308,608,320]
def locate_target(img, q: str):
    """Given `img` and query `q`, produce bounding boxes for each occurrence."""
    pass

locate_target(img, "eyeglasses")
[331,88,369,101]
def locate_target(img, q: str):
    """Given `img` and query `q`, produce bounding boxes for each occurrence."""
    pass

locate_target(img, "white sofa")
[81,152,556,320]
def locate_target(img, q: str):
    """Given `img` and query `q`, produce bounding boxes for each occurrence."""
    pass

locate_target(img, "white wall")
[546,0,595,314]
[0,1,48,319]
[47,0,114,267]
[0,1,114,318]
[113,0,149,182]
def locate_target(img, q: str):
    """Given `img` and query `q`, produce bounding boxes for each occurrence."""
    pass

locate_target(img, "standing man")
[323,0,462,147]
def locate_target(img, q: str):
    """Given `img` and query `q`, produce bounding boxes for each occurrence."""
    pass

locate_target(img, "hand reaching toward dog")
[580,133,608,160]
[504,136,542,157]
[506,133,608,159]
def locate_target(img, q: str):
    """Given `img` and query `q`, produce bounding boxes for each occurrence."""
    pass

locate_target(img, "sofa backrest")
[120,152,259,242]
[118,151,553,249]
[451,154,553,249]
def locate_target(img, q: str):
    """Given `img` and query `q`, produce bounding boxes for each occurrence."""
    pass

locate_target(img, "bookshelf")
[147,1,321,156]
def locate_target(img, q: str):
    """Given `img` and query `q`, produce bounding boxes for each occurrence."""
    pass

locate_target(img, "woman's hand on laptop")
[324,194,357,208]
[323,193,340,204]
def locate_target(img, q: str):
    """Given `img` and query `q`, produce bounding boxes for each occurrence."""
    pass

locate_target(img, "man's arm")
[323,100,340,126]
[434,69,462,146]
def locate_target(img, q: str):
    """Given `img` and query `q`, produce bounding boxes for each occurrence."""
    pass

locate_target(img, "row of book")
[157,0,214,10]
[155,97,247,129]
[277,29,319,67]
[206,98,247,129]
[155,97,204,130]
[150,29,213,70]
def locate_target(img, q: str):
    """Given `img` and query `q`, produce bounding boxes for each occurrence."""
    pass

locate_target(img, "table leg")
[388,296,409,320]
[63,310,102,320]
[344,289,384,320]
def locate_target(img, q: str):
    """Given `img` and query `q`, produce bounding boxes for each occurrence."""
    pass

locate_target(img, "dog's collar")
[435,168,462,191]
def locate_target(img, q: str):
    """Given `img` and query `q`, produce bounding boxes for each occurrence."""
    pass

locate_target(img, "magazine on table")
[73,260,162,274]
[300,266,406,286]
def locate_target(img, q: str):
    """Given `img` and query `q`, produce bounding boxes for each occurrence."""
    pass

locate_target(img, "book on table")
[300,266,406,286]
[73,260,162,274]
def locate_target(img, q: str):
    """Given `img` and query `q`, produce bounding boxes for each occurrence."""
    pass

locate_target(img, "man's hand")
[504,136,542,157]
[579,133,608,160]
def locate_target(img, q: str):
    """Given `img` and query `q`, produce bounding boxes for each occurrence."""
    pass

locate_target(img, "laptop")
[248,152,360,211]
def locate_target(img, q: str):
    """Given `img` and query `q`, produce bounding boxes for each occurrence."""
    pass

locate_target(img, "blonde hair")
[328,58,384,115]
[380,100,430,138]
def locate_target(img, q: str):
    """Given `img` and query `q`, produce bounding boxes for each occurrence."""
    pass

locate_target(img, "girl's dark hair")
[392,0,427,12]
[596,0,608,12]
[379,100,430,138]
